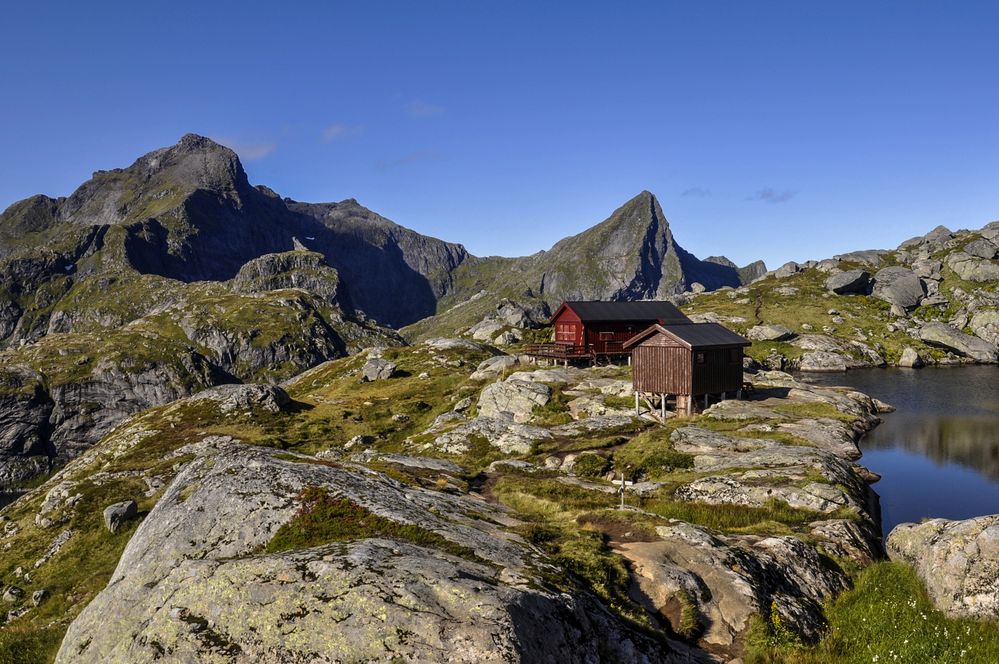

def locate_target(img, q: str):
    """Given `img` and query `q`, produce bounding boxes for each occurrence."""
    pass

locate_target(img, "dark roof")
[624,323,750,349]
[554,300,691,324]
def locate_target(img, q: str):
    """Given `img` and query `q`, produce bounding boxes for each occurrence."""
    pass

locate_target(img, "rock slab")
[102,500,138,534]
[887,515,999,619]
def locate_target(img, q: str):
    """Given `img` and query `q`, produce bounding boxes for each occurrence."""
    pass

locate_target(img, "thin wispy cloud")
[375,150,445,171]
[213,136,276,161]
[321,123,364,142]
[405,100,446,118]
[681,186,711,198]
[748,187,797,204]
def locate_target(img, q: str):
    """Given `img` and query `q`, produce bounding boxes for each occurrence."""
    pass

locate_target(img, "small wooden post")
[721,391,726,401]
[635,392,640,415]
[737,388,743,400]
[660,394,666,420]
[627,355,632,366]
[704,394,709,409]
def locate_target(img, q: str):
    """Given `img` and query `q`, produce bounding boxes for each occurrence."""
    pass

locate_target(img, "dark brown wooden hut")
[623,323,750,415]
[526,300,692,363]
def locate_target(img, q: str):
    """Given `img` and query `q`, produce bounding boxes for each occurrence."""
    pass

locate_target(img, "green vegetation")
[265,487,480,563]
[571,453,612,478]
[0,625,64,664]
[748,562,999,663]
[610,427,694,479]
[518,522,652,629]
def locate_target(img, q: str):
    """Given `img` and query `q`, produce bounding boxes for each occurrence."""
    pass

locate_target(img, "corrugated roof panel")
[562,300,691,324]
[662,323,750,348]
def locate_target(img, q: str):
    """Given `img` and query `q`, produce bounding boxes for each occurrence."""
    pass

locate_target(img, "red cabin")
[527,300,692,362]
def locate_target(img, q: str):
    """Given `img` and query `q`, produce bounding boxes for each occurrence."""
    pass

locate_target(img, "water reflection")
[803,366,999,534]
[864,415,999,479]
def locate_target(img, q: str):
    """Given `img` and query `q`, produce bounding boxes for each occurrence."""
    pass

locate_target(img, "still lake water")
[803,366,999,535]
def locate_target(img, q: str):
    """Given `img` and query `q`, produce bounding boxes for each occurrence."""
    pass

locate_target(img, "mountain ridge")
[0,135,761,332]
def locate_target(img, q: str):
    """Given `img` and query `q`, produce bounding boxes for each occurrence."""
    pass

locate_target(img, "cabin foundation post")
[627,355,632,366]
[660,394,666,420]
[635,392,640,415]
[736,388,743,400]
[703,394,709,409]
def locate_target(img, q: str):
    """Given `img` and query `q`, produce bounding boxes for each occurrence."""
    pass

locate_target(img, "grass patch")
[641,497,827,534]
[264,487,481,563]
[572,453,611,478]
[747,561,999,663]
[611,427,694,480]
[0,625,64,664]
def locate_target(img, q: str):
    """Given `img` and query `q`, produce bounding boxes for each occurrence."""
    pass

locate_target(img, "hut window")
[695,351,705,364]
[599,331,614,340]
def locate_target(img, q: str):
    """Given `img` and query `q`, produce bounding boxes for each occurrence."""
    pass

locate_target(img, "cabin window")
[695,351,705,364]
[599,331,614,341]
[556,323,576,342]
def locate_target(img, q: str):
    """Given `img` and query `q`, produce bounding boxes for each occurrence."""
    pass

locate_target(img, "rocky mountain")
[680,222,999,372]
[404,191,764,339]
[0,134,469,330]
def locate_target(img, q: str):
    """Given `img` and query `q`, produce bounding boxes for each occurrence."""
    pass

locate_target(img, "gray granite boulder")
[469,355,518,380]
[361,357,397,381]
[970,310,999,347]
[477,380,552,423]
[964,238,998,259]
[102,500,138,534]
[946,252,999,283]
[825,269,870,295]
[746,324,795,341]
[798,351,849,372]
[898,346,924,368]
[872,267,925,310]
[917,322,998,363]
[188,384,289,414]
[887,515,999,619]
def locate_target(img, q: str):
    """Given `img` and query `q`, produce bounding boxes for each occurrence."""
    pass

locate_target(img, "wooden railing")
[524,342,632,359]
[523,342,586,359]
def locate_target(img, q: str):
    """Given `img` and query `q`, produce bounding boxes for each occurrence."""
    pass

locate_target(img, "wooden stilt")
[635,392,640,415]
[661,394,666,420]
[703,394,709,409]
[721,392,726,401]
[737,388,743,400]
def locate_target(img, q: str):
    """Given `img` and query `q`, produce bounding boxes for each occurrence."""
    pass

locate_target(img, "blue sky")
[1,1,997,269]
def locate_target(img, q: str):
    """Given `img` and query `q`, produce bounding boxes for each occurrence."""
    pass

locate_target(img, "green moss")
[572,453,612,478]
[747,562,999,663]
[264,487,481,563]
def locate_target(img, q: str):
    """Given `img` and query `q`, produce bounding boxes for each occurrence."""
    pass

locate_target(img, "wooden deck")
[524,342,632,361]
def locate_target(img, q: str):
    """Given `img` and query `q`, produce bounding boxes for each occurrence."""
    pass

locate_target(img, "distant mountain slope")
[404,191,765,339]
[0,134,469,328]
